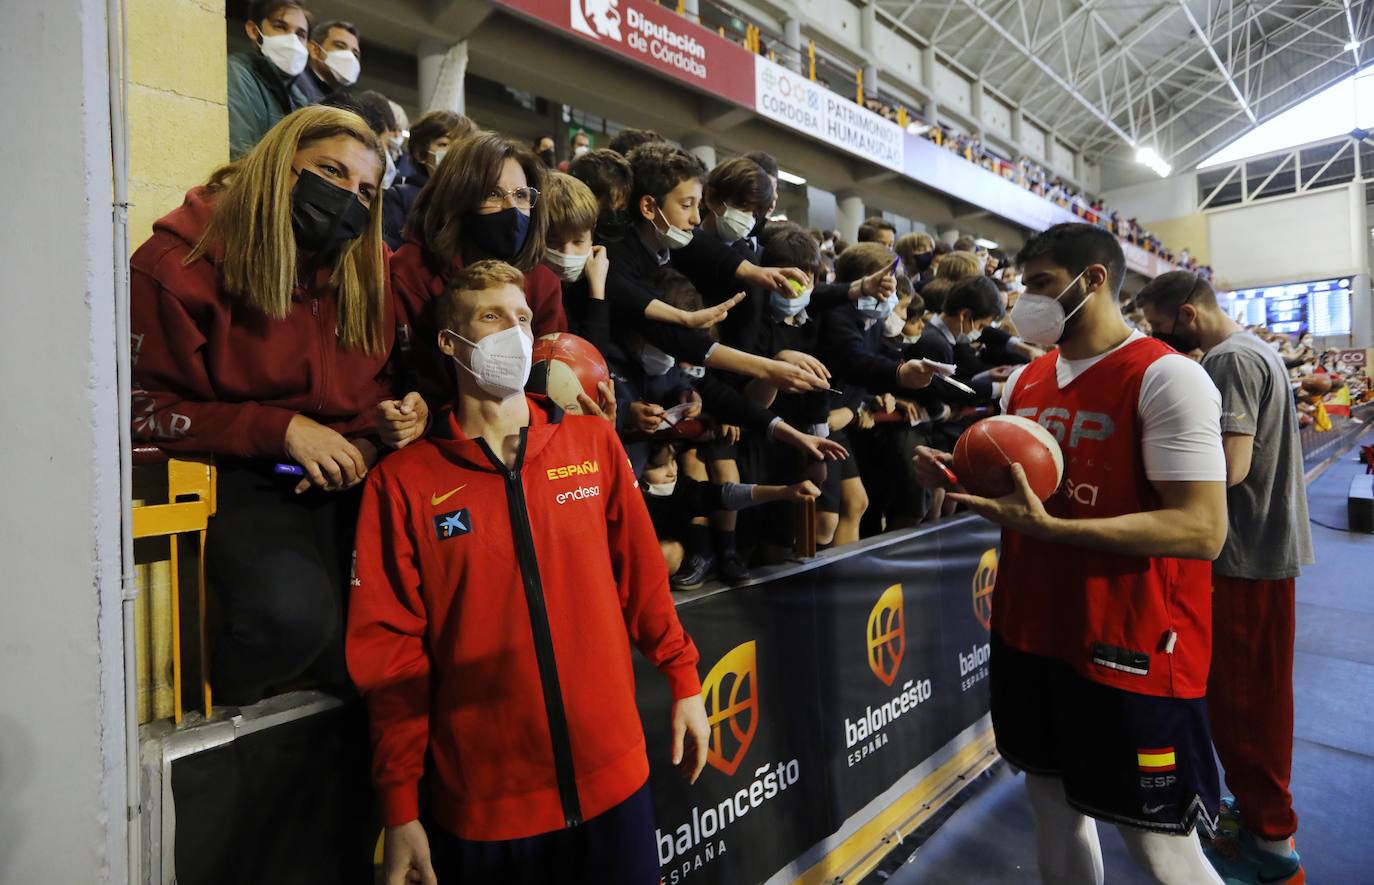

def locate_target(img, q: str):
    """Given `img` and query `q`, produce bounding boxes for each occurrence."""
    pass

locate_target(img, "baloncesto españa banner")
[636,517,1000,885]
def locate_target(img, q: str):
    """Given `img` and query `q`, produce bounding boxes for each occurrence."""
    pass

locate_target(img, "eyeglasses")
[481,186,539,211]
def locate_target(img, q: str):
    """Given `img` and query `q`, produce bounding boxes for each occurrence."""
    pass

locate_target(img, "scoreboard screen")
[1227,277,1352,336]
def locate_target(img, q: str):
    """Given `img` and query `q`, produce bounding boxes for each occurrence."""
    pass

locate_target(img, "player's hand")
[374,391,429,449]
[897,399,925,425]
[898,358,955,390]
[782,479,821,502]
[774,349,831,381]
[383,820,438,885]
[719,423,741,445]
[285,414,368,492]
[679,293,745,329]
[948,463,1053,535]
[671,695,709,784]
[584,245,609,299]
[912,445,956,490]
[827,407,855,432]
[878,392,897,414]
[988,365,1016,381]
[576,380,617,425]
[630,400,665,433]
[765,358,828,393]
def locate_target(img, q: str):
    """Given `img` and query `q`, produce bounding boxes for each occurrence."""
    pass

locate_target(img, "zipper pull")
[311,298,319,318]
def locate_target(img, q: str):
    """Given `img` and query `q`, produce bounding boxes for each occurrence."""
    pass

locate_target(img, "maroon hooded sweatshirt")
[129,186,395,459]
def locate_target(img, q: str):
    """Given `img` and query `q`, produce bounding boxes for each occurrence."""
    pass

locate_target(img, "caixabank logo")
[845,585,933,767]
[657,640,801,883]
[960,549,998,693]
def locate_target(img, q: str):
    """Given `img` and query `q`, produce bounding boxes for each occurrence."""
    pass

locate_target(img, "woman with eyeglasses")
[130,106,424,709]
[391,130,569,405]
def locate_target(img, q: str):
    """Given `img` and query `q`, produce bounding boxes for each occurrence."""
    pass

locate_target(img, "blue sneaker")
[1203,799,1304,885]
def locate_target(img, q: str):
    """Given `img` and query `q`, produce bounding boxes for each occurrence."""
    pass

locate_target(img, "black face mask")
[291,169,371,254]
[913,251,934,271]
[1153,303,1199,353]
[597,207,630,237]
[538,148,556,168]
[463,206,530,261]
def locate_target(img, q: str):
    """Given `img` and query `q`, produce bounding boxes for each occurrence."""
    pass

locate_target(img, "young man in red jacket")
[347,260,709,885]
[916,224,1229,884]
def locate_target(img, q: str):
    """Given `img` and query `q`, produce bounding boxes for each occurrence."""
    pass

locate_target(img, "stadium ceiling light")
[974,237,1000,250]
[1136,146,1173,178]
[777,169,807,185]
[1346,40,1361,52]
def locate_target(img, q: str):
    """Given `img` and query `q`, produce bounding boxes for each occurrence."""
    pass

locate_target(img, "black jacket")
[383,167,428,250]
[819,307,902,410]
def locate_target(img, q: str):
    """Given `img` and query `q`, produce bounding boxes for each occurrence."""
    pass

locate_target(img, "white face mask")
[901,333,922,344]
[381,150,398,189]
[716,205,755,243]
[681,364,706,379]
[573,144,590,157]
[956,316,982,343]
[323,49,360,86]
[857,292,898,320]
[770,287,811,319]
[645,479,677,497]
[543,247,589,283]
[430,149,447,173]
[1008,270,1089,347]
[640,343,676,376]
[445,325,533,399]
[883,310,906,338]
[259,33,308,77]
[656,208,694,250]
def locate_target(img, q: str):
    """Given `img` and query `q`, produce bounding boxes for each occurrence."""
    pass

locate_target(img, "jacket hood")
[152,186,220,257]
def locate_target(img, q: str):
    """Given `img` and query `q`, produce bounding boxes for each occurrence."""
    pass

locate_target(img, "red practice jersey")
[993,337,1213,699]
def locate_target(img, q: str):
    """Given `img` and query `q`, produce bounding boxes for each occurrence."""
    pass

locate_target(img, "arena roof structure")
[877,0,1371,172]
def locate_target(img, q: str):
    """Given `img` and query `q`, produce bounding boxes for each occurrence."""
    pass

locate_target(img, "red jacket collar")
[430,394,565,472]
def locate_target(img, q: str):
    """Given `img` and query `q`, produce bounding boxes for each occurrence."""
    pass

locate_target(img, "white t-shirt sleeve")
[1137,355,1226,482]
[999,365,1026,414]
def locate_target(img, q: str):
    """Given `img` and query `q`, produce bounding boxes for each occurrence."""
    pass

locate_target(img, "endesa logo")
[701,641,757,776]
[845,584,932,766]
[972,548,997,631]
[658,640,800,882]
[866,584,905,686]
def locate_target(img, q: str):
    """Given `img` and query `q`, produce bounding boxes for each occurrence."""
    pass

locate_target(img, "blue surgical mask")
[770,287,811,318]
[857,292,898,320]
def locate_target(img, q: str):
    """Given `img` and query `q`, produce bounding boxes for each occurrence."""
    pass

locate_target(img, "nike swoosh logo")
[1022,380,1039,390]
[1142,803,1168,815]
[431,485,467,506]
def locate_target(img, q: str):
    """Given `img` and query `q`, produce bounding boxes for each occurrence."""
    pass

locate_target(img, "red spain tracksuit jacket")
[346,396,701,841]
[994,337,1213,699]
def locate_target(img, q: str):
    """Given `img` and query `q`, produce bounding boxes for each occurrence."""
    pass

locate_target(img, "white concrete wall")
[983,95,1012,141]
[0,1,124,883]
[1022,122,1047,162]
[1207,184,1368,287]
[1100,173,1199,224]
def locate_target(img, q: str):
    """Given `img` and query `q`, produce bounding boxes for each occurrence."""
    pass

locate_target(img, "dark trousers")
[1208,575,1298,839]
[429,782,660,885]
[205,463,361,706]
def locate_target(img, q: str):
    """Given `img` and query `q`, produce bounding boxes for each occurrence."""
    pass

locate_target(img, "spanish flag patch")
[1137,747,1177,772]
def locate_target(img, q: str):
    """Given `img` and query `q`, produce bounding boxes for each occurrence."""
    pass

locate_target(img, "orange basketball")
[952,415,1064,501]
[527,333,610,415]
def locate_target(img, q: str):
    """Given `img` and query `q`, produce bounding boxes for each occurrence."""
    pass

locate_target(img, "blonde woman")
[130,105,422,706]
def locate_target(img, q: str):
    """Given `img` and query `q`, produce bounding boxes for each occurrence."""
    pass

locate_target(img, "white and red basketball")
[952,415,1064,501]
[526,333,610,415]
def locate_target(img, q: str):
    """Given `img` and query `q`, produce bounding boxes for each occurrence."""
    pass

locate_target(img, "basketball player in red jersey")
[916,224,1228,884]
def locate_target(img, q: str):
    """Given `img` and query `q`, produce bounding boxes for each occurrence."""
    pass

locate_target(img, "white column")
[0,0,125,882]
[683,134,716,170]
[419,39,467,115]
[783,17,802,74]
[836,189,865,242]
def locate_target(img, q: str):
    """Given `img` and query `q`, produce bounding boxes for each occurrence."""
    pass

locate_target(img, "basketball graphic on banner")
[701,640,758,776]
[866,584,905,686]
[972,549,998,630]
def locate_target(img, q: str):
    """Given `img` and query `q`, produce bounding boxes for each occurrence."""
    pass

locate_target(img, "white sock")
[1023,774,1105,885]
[1117,827,1224,885]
